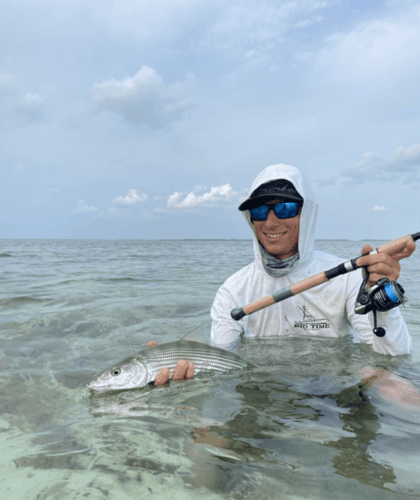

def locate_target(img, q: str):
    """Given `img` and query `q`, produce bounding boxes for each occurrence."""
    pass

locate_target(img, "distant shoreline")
[0,237,390,242]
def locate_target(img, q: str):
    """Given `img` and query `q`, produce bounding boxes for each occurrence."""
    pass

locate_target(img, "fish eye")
[111,368,121,376]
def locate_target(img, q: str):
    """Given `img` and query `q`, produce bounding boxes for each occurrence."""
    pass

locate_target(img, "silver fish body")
[87,340,250,392]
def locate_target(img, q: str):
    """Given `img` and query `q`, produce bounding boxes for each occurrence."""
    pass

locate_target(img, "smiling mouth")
[265,232,286,239]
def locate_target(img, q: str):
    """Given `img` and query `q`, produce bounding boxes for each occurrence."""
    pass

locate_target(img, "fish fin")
[180,322,211,344]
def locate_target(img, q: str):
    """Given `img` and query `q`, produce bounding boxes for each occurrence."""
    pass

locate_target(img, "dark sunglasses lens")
[250,205,269,220]
[251,201,299,220]
[273,202,299,219]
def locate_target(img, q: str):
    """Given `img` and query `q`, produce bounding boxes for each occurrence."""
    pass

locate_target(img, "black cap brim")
[238,192,303,211]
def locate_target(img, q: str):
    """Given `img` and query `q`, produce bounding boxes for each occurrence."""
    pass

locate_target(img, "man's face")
[252,200,301,259]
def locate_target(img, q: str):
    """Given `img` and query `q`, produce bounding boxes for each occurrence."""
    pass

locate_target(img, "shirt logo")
[294,306,331,330]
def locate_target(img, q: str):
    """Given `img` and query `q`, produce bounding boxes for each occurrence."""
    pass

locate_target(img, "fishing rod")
[231,232,420,336]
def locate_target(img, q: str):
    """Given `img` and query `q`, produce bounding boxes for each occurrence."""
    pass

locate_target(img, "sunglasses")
[250,201,300,221]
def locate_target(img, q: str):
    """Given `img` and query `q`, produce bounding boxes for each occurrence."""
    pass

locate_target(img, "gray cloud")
[197,0,336,59]
[96,0,334,54]
[319,144,420,186]
[314,5,420,86]
[92,66,196,130]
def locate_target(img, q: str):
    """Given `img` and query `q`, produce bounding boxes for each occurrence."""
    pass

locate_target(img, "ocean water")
[1,238,420,500]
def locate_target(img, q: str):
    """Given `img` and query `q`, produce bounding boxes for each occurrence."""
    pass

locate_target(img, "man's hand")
[146,341,194,386]
[357,244,404,288]
[359,367,420,407]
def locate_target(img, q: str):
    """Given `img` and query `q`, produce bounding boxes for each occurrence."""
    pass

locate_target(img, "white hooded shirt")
[210,164,412,356]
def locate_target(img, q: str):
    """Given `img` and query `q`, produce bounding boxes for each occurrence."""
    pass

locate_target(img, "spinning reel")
[355,269,407,337]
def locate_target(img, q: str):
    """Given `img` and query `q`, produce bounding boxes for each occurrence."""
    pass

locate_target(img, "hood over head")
[242,164,318,275]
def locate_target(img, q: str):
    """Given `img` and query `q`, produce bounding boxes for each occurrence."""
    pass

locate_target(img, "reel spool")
[355,271,407,337]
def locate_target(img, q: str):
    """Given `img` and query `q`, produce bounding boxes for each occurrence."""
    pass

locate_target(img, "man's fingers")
[173,359,188,380]
[147,341,159,347]
[360,240,415,262]
[357,251,396,268]
[360,245,372,279]
[391,240,416,260]
[366,262,400,282]
[361,244,373,256]
[153,358,195,385]
[173,360,195,381]
[357,247,401,287]
[154,367,170,386]
[186,361,195,379]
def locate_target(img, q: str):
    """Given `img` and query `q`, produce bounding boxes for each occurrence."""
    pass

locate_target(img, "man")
[210,163,413,355]
[152,163,414,386]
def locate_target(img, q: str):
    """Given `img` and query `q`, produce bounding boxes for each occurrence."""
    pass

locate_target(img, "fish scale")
[139,340,249,377]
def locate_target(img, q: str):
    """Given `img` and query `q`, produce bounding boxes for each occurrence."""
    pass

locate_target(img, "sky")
[1,0,420,240]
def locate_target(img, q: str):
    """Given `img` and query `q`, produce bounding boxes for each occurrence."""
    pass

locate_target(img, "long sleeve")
[210,283,243,352]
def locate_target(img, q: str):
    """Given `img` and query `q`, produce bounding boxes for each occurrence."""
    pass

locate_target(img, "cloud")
[315,5,420,86]
[97,0,206,41]
[317,144,420,187]
[71,200,100,215]
[295,15,323,30]
[92,66,196,130]
[167,183,246,209]
[372,205,386,212]
[98,0,333,53]
[23,92,44,105]
[92,0,337,76]
[112,189,148,206]
[71,190,148,219]
[201,0,334,57]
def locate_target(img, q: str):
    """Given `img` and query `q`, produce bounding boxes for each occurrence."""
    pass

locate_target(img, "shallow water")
[1,239,420,499]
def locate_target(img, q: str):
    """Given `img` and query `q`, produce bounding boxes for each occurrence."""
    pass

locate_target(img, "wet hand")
[359,367,420,407]
[146,341,194,386]
[357,244,402,288]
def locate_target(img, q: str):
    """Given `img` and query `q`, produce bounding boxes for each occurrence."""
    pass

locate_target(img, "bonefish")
[87,340,251,392]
